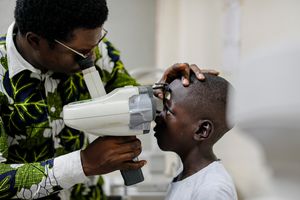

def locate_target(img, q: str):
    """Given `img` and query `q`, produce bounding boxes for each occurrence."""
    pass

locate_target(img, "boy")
[154,74,237,200]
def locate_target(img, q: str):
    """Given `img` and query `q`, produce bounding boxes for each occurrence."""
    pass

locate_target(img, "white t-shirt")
[165,161,238,200]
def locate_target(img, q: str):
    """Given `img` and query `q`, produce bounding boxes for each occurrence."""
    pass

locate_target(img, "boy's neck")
[177,147,218,181]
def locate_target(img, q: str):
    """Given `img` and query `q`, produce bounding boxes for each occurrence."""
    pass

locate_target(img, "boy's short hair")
[185,73,233,143]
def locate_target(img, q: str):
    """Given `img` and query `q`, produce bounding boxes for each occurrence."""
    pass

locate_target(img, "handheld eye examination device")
[63,56,162,186]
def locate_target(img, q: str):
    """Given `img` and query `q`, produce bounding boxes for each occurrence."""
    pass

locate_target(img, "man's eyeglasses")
[54,28,108,59]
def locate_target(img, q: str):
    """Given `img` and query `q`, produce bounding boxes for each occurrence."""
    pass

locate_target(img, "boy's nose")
[154,113,163,124]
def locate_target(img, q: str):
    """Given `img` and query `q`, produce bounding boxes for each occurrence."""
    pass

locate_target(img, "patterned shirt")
[0,23,138,199]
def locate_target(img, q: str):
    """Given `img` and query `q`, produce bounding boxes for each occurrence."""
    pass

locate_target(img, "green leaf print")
[26,121,50,139]
[15,164,45,190]
[0,55,8,70]
[0,118,8,158]
[14,94,47,122]
[47,89,62,120]
[0,176,11,199]
[60,129,82,150]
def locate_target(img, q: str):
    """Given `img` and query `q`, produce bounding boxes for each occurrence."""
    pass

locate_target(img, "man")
[154,74,237,200]
[0,0,216,199]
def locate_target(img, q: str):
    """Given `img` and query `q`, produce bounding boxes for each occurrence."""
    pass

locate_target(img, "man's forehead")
[70,27,103,47]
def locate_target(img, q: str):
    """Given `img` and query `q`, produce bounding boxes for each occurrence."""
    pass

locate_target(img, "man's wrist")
[54,150,89,188]
[80,149,92,176]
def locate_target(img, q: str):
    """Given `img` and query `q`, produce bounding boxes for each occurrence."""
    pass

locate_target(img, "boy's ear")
[193,120,213,141]
[25,32,42,50]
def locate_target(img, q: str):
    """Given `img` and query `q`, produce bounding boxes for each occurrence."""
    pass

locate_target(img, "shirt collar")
[6,22,41,78]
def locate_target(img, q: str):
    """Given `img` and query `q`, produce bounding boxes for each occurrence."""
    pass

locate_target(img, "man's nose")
[85,51,95,59]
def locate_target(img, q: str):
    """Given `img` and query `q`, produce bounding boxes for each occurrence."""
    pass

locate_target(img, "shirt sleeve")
[0,118,89,199]
[94,39,140,93]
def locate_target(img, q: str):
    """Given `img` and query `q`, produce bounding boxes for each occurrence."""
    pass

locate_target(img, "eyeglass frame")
[54,28,108,59]
[153,82,175,115]
[153,83,171,104]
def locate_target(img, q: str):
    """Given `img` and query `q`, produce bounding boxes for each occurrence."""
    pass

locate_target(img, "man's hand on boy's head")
[155,63,219,99]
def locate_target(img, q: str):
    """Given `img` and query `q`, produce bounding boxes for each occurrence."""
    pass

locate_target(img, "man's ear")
[25,32,42,50]
[193,120,214,141]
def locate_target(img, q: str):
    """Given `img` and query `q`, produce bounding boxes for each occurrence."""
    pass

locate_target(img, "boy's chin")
[153,126,163,137]
[154,131,163,142]
[154,137,168,151]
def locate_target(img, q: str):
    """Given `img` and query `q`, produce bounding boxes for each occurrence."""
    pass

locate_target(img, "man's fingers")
[105,136,137,144]
[190,65,220,80]
[117,149,142,162]
[201,69,219,75]
[115,141,142,157]
[190,64,205,80]
[166,63,189,83]
[121,160,147,170]
[160,63,190,84]
[155,63,221,98]
[154,63,190,98]
[181,63,190,86]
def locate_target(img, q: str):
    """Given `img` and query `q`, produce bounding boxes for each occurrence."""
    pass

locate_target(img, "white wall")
[241,0,300,58]
[156,0,300,72]
[155,0,180,69]
[0,0,14,33]
[156,0,223,70]
[106,0,157,70]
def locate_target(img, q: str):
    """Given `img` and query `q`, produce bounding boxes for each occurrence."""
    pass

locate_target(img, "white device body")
[66,60,154,186]
[82,66,106,98]
[63,86,155,136]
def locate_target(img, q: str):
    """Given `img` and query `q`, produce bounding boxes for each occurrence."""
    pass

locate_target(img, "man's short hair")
[15,0,108,42]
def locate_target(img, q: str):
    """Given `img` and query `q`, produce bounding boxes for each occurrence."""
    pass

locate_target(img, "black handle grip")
[120,168,144,186]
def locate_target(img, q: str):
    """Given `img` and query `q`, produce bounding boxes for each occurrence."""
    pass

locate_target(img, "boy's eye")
[166,109,172,115]
[165,91,171,100]
[164,105,174,115]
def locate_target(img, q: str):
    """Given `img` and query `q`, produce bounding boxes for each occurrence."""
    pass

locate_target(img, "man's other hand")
[80,136,146,176]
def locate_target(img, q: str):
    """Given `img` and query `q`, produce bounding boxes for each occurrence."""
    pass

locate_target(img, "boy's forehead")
[169,79,190,99]
[169,79,183,89]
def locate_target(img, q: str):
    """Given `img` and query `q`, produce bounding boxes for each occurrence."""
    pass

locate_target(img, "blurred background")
[1,0,300,200]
